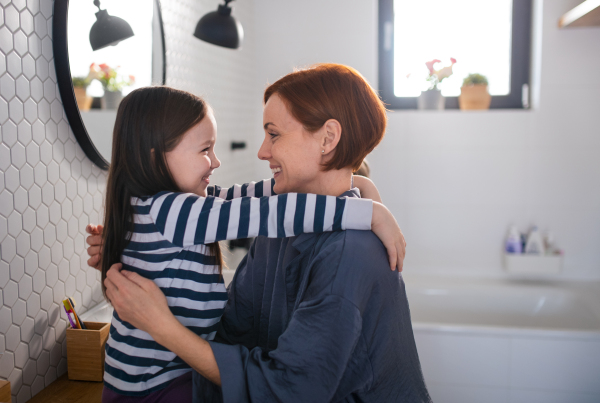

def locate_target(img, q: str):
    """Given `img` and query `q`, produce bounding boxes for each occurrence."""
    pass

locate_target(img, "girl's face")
[165,110,221,196]
[258,94,324,194]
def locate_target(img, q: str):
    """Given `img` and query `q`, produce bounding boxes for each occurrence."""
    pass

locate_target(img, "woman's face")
[165,110,221,197]
[258,94,324,194]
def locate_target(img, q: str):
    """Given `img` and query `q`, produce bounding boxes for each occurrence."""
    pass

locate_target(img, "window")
[378,0,532,109]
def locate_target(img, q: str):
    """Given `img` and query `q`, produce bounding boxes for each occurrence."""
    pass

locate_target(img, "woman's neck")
[302,168,354,197]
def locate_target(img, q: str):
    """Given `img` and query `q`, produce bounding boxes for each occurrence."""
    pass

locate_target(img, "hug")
[85,64,431,402]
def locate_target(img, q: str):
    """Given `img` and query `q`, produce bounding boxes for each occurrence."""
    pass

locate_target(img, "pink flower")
[425,59,441,75]
[450,57,457,64]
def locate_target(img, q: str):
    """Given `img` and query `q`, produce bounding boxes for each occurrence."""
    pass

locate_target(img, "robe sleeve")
[208,295,369,403]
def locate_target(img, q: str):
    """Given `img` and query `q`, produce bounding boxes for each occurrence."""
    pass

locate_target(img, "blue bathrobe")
[193,189,431,402]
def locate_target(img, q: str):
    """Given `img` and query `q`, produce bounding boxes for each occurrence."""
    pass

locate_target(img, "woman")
[94,64,430,402]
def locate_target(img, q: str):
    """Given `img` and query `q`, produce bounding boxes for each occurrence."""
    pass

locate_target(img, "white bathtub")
[81,273,600,402]
[406,274,600,403]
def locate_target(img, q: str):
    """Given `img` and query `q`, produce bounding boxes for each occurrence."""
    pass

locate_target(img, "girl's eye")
[201,147,210,153]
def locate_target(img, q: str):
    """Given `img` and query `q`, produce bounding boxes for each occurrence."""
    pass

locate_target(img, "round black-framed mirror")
[53,0,166,170]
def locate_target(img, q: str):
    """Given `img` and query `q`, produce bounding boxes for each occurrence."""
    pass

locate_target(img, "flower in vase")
[423,58,457,90]
[88,63,134,93]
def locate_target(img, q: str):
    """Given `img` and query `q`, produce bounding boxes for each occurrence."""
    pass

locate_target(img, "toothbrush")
[63,298,86,330]
[68,297,87,330]
[64,305,77,329]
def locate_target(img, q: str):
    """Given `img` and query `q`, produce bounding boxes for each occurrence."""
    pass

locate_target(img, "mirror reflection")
[68,0,164,163]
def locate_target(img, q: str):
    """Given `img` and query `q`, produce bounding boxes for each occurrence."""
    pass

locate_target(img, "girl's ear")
[321,119,342,155]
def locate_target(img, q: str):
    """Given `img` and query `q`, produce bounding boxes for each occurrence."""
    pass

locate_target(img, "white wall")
[163,0,264,188]
[253,0,600,279]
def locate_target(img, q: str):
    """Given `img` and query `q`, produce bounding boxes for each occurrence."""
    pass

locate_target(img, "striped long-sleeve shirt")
[103,179,373,396]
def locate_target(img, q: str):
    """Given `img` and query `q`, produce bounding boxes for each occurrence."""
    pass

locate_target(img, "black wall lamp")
[89,0,135,51]
[193,0,244,49]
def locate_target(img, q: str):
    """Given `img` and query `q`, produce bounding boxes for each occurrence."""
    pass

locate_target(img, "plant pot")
[418,89,445,110]
[74,86,92,111]
[459,84,491,110]
[102,89,123,110]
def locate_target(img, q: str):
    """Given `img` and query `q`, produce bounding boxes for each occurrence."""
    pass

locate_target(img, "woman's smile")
[270,166,282,179]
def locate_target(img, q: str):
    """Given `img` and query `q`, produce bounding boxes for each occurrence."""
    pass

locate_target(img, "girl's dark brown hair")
[264,63,387,172]
[101,86,223,297]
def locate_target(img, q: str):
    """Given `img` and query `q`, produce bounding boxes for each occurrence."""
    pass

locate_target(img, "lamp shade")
[89,9,134,51]
[193,4,244,49]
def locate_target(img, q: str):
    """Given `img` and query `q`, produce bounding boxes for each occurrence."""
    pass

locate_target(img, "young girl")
[98,86,403,401]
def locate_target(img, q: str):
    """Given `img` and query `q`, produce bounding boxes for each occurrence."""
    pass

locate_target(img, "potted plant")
[418,58,457,110]
[89,63,135,109]
[72,76,92,111]
[459,73,491,110]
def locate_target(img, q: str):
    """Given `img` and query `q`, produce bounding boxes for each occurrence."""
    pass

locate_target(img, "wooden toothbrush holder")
[66,321,110,382]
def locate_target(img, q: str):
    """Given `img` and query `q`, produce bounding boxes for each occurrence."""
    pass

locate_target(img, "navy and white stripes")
[103,179,373,396]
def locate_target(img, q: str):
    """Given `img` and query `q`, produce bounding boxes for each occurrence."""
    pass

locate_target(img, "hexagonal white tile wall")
[1,0,259,401]
[0,1,109,400]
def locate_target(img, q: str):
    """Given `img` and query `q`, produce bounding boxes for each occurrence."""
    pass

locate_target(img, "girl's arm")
[352,175,383,203]
[147,191,372,245]
[210,176,383,204]
[142,190,404,270]
[207,179,275,200]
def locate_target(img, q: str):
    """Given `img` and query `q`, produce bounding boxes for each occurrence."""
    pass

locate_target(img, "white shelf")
[504,253,563,275]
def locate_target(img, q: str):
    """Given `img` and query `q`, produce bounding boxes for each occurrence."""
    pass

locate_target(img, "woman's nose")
[257,137,271,161]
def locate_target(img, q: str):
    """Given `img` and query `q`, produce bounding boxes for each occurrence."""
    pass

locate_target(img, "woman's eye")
[269,132,278,139]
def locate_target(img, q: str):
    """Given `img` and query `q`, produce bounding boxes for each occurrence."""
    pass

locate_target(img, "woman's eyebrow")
[264,122,276,130]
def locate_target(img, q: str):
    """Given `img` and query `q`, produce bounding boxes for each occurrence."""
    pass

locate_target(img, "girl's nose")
[211,152,221,169]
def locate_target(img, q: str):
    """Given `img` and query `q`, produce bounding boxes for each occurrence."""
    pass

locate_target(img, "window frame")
[378,0,532,110]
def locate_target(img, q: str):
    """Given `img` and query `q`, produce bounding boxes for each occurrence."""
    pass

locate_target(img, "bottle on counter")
[505,225,522,254]
[525,226,545,255]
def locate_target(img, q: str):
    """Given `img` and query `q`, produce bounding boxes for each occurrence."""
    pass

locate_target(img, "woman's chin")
[273,181,286,195]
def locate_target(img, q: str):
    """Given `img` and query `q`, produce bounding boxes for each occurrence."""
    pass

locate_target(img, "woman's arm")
[103,262,368,402]
[104,265,222,385]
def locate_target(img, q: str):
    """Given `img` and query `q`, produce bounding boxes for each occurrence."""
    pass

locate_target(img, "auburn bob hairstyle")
[264,63,387,172]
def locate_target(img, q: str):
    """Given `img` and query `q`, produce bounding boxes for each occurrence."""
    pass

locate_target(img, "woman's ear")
[321,119,342,155]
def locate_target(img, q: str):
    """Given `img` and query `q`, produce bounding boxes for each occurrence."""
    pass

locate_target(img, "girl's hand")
[104,264,179,337]
[85,224,104,271]
[353,175,383,203]
[371,203,406,271]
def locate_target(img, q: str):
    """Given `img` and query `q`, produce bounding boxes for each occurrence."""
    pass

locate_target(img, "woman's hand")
[371,203,406,272]
[104,264,222,385]
[104,264,179,337]
[86,224,103,271]
[353,175,383,203]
